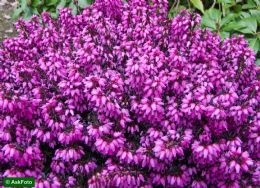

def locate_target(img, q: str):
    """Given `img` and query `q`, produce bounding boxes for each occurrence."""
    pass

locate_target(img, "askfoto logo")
[3,177,35,187]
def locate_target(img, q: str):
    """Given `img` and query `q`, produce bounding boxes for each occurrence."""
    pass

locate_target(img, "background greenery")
[13,0,260,65]
[13,0,94,19]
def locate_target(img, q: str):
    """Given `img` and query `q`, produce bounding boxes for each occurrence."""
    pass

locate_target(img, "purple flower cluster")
[0,0,259,187]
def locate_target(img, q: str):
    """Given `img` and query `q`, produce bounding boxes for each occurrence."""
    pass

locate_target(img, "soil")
[0,0,17,42]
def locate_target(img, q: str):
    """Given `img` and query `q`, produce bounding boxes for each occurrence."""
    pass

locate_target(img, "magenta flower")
[0,0,259,187]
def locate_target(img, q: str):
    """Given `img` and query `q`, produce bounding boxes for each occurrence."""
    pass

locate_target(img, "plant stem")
[176,0,180,11]
[187,0,191,9]
[211,0,216,9]
[222,3,225,17]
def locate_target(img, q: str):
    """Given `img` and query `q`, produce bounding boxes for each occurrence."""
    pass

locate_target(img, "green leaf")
[56,0,67,10]
[238,18,257,34]
[31,0,41,7]
[240,12,251,18]
[250,9,260,16]
[168,5,186,18]
[168,6,175,18]
[21,0,28,11]
[69,2,77,15]
[31,7,39,14]
[222,22,244,31]
[249,9,260,24]
[220,31,230,39]
[233,4,242,13]
[202,17,216,30]
[223,17,257,34]
[48,6,57,13]
[256,58,260,66]
[23,7,33,20]
[202,8,221,30]
[218,0,236,10]
[12,7,23,19]
[191,0,204,13]
[51,11,59,18]
[217,0,233,3]
[253,0,260,6]
[207,8,222,21]
[242,4,256,9]
[248,38,260,54]
[26,0,32,6]
[244,0,257,8]
[78,0,92,8]
[42,6,48,11]
[46,0,58,6]
[220,13,237,27]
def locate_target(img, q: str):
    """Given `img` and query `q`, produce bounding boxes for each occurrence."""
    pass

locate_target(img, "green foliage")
[201,0,260,65]
[190,0,204,13]
[13,0,94,20]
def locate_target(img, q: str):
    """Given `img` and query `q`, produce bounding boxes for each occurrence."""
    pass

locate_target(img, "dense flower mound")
[0,0,259,187]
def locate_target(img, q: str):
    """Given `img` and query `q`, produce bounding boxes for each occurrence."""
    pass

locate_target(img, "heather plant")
[13,0,260,65]
[0,0,259,187]
[169,0,260,65]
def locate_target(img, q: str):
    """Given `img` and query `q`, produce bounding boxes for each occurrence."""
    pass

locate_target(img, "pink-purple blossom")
[0,0,259,187]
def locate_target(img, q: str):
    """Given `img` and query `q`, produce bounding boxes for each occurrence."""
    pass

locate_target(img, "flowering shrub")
[0,0,259,187]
